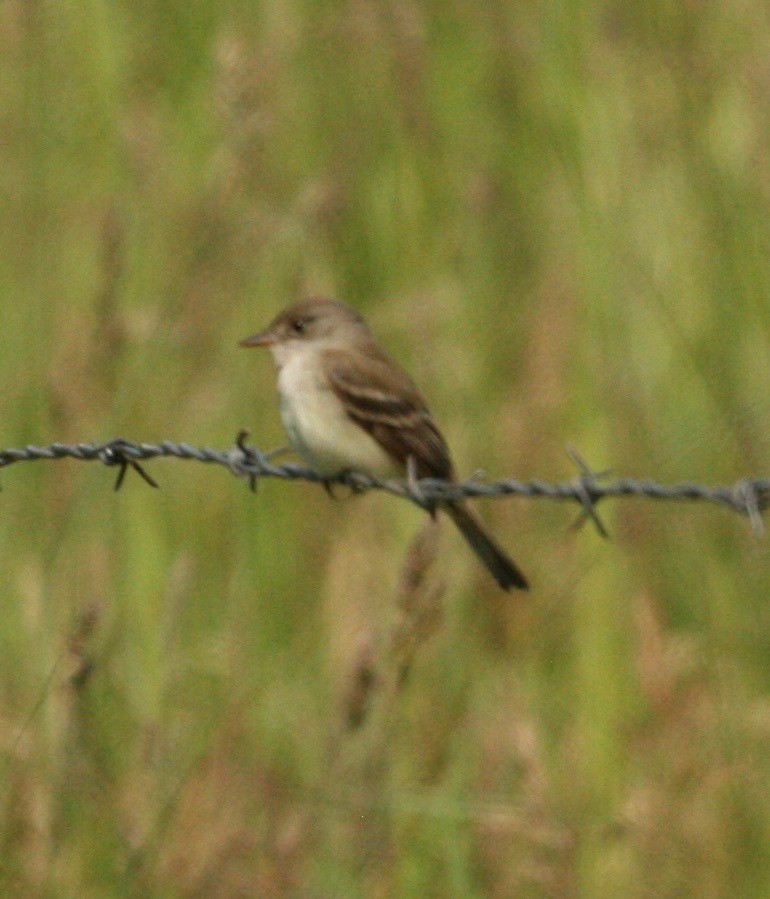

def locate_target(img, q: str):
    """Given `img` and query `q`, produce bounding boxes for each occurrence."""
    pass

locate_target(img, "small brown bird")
[240,298,528,590]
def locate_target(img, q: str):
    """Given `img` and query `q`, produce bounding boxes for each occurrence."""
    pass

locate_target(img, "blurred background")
[2,0,770,894]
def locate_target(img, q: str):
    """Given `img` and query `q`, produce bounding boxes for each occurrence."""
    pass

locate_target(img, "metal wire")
[0,435,767,535]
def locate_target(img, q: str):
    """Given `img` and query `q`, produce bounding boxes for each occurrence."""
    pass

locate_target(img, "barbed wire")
[0,434,768,536]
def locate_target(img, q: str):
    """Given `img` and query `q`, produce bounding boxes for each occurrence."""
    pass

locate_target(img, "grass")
[1,0,770,894]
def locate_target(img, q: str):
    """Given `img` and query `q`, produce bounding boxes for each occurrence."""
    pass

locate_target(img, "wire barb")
[735,480,766,536]
[405,455,429,510]
[565,444,610,538]
[234,430,259,492]
[100,439,160,491]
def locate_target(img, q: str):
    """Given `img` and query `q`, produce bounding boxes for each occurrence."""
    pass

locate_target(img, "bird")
[240,297,528,590]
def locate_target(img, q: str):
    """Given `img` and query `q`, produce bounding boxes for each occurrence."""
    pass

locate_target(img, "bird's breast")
[276,356,400,479]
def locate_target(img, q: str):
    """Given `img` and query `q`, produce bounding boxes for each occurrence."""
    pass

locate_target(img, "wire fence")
[1,435,768,536]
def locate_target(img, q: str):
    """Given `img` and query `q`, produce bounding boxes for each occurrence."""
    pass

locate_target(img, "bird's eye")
[290,318,308,334]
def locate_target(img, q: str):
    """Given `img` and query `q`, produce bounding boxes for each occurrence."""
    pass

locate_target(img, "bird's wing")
[323,347,454,480]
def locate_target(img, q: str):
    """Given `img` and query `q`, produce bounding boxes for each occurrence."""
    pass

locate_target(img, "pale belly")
[277,361,400,479]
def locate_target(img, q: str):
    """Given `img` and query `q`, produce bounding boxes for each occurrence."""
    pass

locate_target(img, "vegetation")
[1,0,770,894]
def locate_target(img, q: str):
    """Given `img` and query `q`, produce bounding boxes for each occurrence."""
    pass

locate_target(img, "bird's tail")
[444,501,529,591]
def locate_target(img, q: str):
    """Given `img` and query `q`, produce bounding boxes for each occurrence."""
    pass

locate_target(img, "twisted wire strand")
[0,437,767,534]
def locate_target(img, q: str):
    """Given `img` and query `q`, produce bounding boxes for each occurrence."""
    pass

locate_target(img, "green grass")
[2,0,770,894]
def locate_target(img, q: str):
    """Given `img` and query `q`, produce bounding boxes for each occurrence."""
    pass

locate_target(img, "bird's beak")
[239,328,277,348]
